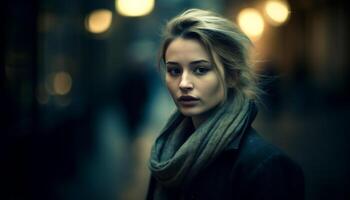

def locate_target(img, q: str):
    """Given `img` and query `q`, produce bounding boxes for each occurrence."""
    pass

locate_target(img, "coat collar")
[225,101,258,151]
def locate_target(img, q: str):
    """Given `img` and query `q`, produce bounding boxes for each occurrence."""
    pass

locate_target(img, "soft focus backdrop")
[2,0,349,199]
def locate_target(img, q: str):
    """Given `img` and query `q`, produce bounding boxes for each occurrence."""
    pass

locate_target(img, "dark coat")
[146,127,304,200]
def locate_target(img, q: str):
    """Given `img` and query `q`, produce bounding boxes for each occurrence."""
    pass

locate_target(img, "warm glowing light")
[237,8,265,40]
[53,72,72,95]
[116,0,154,17]
[265,0,290,26]
[86,9,113,33]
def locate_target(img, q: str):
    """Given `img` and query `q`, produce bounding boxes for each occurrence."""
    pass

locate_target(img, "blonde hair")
[159,8,260,103]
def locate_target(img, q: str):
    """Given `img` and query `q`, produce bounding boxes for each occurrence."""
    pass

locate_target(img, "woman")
[147,9,304,200]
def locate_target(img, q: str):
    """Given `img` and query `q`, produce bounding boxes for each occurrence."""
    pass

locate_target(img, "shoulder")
[232,128,300,173]
[228,128,305,199]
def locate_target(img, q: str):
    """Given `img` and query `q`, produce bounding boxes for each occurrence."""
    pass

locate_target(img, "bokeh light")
[115,0,155,17]
[53,71,72,95]
[237,8,265,40]
[264,0,290,26]
[85,9,113,34]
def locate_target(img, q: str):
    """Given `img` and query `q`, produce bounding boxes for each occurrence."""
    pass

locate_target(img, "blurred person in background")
[146,9,304,200]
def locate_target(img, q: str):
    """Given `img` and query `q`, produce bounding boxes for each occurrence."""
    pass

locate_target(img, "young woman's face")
[165,38,225,117]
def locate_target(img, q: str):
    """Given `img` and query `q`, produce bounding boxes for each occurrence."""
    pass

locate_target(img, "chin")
[179,107,204,117]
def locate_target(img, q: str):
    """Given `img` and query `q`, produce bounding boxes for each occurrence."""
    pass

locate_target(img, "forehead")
[165,38,210,62]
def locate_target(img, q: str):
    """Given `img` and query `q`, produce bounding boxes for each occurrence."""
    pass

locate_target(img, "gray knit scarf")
[148,94,255,199]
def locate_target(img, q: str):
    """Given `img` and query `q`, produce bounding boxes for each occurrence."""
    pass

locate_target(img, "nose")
[179,72,194,91]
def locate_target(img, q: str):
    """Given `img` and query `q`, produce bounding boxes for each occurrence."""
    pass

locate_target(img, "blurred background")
[2,0,349,199]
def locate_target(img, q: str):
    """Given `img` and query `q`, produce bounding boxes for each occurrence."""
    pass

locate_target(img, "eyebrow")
[165,60,210,65]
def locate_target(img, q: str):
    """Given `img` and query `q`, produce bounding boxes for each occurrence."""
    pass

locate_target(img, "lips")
[177,95,199,107]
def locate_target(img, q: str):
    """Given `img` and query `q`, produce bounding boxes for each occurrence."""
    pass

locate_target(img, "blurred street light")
[264,0,290,26]
[237,8,265,40]
[53,71,72,95]
[85,9,113,34]
[115,0,155,17]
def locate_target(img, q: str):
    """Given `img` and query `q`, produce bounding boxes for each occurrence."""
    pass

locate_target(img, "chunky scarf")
[148,94,256,199]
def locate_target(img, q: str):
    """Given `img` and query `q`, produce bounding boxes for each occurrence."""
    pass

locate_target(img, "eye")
[167,67,182,76]
[193,66,210,75]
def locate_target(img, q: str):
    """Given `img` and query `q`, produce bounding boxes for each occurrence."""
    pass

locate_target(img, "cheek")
[165,77,177,95]
[202,75,224,99]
